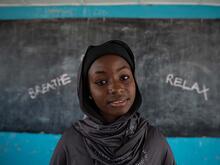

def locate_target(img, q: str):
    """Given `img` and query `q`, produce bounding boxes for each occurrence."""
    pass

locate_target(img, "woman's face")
[88,54,136,122]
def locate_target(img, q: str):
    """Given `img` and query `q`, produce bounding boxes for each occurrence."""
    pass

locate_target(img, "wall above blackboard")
[0,19,219,136]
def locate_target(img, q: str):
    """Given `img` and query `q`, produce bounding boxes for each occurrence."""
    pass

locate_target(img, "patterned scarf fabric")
[74,113,148,165]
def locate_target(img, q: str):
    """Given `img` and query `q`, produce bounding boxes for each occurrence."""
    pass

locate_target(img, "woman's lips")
[108,99,129,107]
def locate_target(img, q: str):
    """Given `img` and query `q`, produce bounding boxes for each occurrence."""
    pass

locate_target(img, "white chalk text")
[28,73,71,99]
[166,73,209,101]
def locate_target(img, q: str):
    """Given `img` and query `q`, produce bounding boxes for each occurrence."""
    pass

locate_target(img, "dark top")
[50,124,175,165]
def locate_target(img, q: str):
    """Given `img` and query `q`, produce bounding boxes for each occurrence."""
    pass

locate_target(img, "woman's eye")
[95,80,107,86]
[120,75,129,81]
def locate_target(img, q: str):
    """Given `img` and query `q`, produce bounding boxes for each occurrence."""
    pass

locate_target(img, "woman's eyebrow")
[94,70,106,74]
[116,65,130,72]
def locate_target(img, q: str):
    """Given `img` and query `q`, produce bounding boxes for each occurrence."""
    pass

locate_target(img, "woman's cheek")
[91,86,106,100]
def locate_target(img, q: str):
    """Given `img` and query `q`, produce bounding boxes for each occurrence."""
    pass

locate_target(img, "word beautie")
[166,73,209,101]
[28,73,71,99]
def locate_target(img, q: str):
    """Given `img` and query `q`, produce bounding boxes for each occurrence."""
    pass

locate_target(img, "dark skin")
[88,54,136,122]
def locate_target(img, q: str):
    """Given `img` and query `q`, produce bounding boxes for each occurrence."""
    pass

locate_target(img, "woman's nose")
[107,81,124,95]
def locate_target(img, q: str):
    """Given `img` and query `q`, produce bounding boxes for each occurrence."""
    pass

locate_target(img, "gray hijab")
[74,40,149,165]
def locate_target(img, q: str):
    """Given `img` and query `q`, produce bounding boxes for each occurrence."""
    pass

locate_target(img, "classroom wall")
[0,2,220,165]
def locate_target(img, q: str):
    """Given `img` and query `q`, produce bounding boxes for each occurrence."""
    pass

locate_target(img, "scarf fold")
[74,112,148,165]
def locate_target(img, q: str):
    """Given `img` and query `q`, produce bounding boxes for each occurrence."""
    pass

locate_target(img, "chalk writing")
[166,73,209,101]
[28,73,71,99]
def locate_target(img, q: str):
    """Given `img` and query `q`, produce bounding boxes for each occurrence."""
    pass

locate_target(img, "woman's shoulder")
[50,125,92,165]
[58,125,90,158]
[60,125,84,147]
[143,124,176,164]
[145,124,170,151]
[147,124,166,139]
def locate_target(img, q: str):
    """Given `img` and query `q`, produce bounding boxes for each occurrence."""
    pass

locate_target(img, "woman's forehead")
[88,54,131,73]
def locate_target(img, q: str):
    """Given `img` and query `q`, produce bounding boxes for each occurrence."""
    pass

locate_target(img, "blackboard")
[0,19,219,136]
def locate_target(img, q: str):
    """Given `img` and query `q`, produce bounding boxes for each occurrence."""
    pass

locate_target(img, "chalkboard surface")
[0,19,219,136]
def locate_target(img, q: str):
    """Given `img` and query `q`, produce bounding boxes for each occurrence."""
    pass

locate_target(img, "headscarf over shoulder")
[74,40,148,165]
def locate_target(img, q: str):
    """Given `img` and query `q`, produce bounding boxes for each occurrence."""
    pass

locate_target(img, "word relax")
[166,74,209,101]
[28,73,71,99]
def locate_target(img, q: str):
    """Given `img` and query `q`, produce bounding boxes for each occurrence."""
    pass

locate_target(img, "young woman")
[50,40,176,165]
